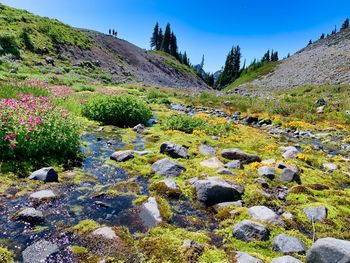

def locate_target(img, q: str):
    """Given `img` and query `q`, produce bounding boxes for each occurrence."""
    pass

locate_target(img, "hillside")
[0,4,208,89]
[234,28,350,91]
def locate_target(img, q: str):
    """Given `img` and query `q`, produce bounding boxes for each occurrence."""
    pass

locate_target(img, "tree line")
[309,18,349,45]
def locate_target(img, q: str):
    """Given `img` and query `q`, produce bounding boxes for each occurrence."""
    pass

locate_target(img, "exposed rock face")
[303,206,327,222]
[29,167,58,183]
[271,256,303,263]
[151,158,185,176]
[235,252,263,263]
[160,142,188,159]
[273,234,307,254]
[140,197,162,228]
[306,238,350,263]
[248,206,282,224]
[14,208,44,224]
[22,240,59,263]
[200,157,224,169]
[110,150,134,162]
[258,166,276,180]
[194,177,244,206]
[29,190,56,203]
[233,220,270,242]
[221,148,261,164]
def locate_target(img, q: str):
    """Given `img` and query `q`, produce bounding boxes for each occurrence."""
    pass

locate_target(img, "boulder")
[221,148,261,164]
[279,168,301,183]
[29,167,58,183]
[248,206,282,224]
[29,190,56,203]
[110,150,134,162]
[14,208,44,224]
[258,166,276,180]
[194,177,244,206]
[140,197,162,228]
[306,237,350,263]
[273,234,307,254]
[233,220,270,242]
[271,256,303,263]
[133,123,146,133]
[200,157,224,169]
[236,252,263,263]
[151,158,185,177]
[303,206,327,222]
[225,160,243,169]
[216,168,235,175]
[198,144,216,156]
[160,142,188,159]
[22,240,59,263]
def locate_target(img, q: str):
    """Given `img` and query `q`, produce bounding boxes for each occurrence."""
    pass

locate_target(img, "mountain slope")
[0,4,208,89]
[235,28,350,91]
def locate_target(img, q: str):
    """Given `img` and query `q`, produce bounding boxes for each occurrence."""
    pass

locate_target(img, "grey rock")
[255,177,269,188]
[258,166,276,180]
[14,208,44,224]
[273,234,307,254]
[271,256,303,263]
[306,237,350,263]
[262,159,276,165]
[303,206,327,222]
[283,149,299,159]
[133,123,146,133]
[151,158,185,177]
[134,150,150,156]
[160,142,188,159]
[225,160,243,169]
[214,201,243,211]
[248,206,282,224]
[162,178,180,190]
[29,190,56,203]
[9,68,17,74]
[233,219,269,242]
[140,197,162,228]
[236,252,263,263]
[22,240,59,263]
[322,163,339,171]
[29,167,58,183]
[182,240,205,261]
[216,168,235,175]
[194,177,244,206]
[279,168,301,183]
[198,144,216,156]
[110,150,134,162]
[221,148,261,164]
[200,157,224,169]
[45,56,55,66]
[90,227,118,241]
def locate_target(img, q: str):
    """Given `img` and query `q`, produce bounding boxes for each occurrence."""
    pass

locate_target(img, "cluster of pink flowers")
[49,86,74,98]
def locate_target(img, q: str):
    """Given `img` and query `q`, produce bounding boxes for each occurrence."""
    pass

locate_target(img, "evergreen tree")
[109,29,111,35]
[112,29,115,35]
[216,45,241,88]
[320,33,325,40]
[169,32,178,57]
[182,51,190,66]
[157,28,163,50]
[200,55,205,70]
[161,23,171,53]
[308,39,313,45]
[150,22,159,50]
[262,50,270,62]
[341,18,349,30]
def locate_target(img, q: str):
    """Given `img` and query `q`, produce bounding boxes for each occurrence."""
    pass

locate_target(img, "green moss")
[69,220,100,237]
[70,245,88,255]
[0,247,13,263]
[155,196,173,220]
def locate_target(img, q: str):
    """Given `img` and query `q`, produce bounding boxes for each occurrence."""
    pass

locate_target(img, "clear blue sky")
[1,0,349,72]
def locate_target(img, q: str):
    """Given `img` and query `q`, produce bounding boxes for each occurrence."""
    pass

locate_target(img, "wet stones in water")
[279,168,301,184]
[29,190,56,203]
[306,237,350,263]
[29,167,58,183]
[258,166,276,180]
[216,168,235,175]
[140,197,162,228]
[221,148,261,164]
[200,157,224,169]
[110,150,134,162]
[225,160,243,169]
[194,177,244,206]
[133,123,146,134]
[271,256,302,263]
[303,206,327,222]
[151,158,185,177]
[182,240,204,263]
[248,206,283,225]
[160,142,188,159]
[94,201,111,208]
[22,239,59,263]
[14,207,44,224]
[235,252,263,263]
[198,144,216,156]
[233,220,270,242]
[273,234,307,254]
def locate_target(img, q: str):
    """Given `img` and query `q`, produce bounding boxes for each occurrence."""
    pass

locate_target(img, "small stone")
[221,148,261,164]
[262,159,276,165]
[134,150,150,156]
[258,166,276,180]
[236,252,263,263]
[322,163,339,171]
[200,157,224,169]
[214,201,243,211]
[160,142,188,159]
[29,190,56,203]
[182,240,205,262]
[255,177,269,188]
[133,123,146,133]
[273,234,306,254]
[303,206,327,222]
[140,197,162,228]
[271,256,302,263]
[233,220,269,242]
[91,227,118,241]
[225,160,243,169]
[282,212,293,220]
[29,167,58,183]
[198,144,216,156]
[110,150,134,162]
[317,105,325,114]
[22,240,59,263]
[279,168,301,183]
[14,207,44,224]
[151,158,185,177]
[283,149,299,159]
[216,168,235,175]
[248,206,283,224]
[45,56,55,66]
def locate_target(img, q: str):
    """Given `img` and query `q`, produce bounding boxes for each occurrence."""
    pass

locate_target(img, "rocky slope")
[237,28,350,91]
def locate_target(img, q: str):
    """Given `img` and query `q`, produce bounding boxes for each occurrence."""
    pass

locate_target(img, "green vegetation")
[0,247,13,263]
[69,220,100,237]
[82,95,152,127]
[0,82,50,98]
[0,33,20,57]
[164,114,205,134]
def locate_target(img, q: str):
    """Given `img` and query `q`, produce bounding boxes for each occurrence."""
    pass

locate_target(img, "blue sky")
[1,0,349,72]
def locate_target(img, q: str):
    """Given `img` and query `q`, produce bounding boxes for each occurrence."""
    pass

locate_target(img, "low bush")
[164,114,205,134]
[146,89,170,104]
[0,33,20,57]
[82,95,152,127]
[0,94,80,174]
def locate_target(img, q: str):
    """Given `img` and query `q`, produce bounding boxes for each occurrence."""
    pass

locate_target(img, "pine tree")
[216,45,241,88]
[169,32,178,57]
[150,22,159,50]
[112,29,115,35]
[341,18,349,30]
[262,50,270,62]
[182,52,190,66]
[161,23,171,53]
[308,40,313,45]
[109,29,111,35]
[200,55,205,70]
[320,33,325,40]
[157,28,163,50]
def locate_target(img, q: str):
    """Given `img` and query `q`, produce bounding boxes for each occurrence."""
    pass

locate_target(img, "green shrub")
[82,95,152,127]
[0,33,20,57]
[164,115,205,133]
[146,89,169,103]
